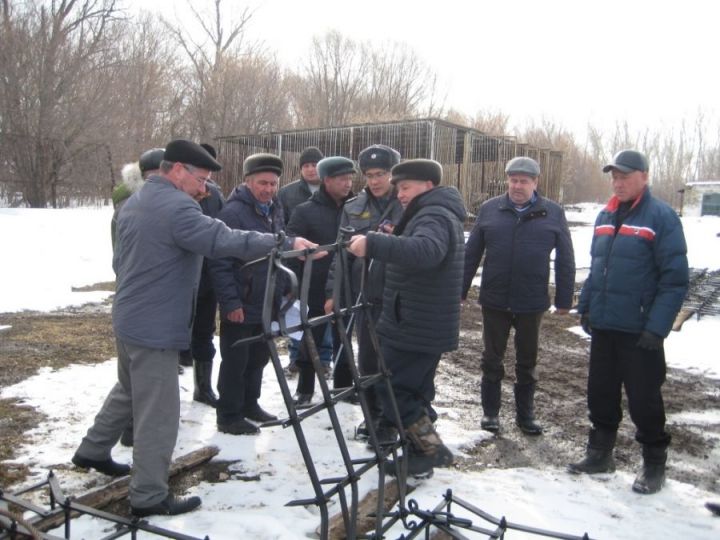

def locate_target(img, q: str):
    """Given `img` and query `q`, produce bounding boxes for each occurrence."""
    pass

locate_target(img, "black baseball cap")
[603,150,649,173]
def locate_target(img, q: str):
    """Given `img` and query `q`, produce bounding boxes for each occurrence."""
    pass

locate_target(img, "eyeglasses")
[182,164,211,185]
[365,171,390,180]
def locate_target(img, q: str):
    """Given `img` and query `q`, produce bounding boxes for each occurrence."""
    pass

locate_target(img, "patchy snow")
[1,205,720,539]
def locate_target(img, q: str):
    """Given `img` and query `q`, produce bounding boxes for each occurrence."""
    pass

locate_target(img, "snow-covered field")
[1,205,720,539]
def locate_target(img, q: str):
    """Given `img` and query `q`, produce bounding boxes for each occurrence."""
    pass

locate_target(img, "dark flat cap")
[139,148,165,173]
[602,149,649,173]
[358,144,401,173]
[391,159,442,186]
[317,156,356,179]
[243,153,283,177]
[200,143,217,159]
[299,146,324,166]
[505,156,540,177]
[164,139,222,172]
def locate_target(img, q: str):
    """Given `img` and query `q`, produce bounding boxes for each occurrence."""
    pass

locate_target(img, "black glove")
[580,313,592,336]
[637,330,663,351]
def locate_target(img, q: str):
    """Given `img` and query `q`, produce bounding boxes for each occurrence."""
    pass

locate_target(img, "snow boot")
[632,445,667,494]
[567,428,617,474]
[388,415,453,479]
[480,379,501,432]
[514,382,543,435]
[193,360,218,407]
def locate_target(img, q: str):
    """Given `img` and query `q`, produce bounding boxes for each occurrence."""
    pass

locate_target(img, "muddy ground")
[1,285,720,496]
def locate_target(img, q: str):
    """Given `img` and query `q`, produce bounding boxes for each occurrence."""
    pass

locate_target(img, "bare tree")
[0,0,121,207]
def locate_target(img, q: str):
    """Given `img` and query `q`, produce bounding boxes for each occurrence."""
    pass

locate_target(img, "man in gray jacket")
[72,139,317,517]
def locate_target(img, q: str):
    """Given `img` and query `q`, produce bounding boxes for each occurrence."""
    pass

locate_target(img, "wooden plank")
[30,445,219,533]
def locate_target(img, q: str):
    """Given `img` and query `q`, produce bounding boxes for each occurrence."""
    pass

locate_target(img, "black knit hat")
[139,148,165,173]
[164,139,222,171]
[299,146,324,166]
[243,153,283,177]
[391,159,442,186]
[358,144,401,173]
[317,156,356,180]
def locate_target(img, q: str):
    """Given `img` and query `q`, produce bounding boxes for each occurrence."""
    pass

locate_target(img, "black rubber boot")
[388,415,453,479]
[480,379,501,432]
[514,383,543,435]
[632,445,667,494]
[567,428,617,474]
[193,360,218,407]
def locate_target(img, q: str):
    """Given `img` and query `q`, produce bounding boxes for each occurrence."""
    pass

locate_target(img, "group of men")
[71,139,689,518]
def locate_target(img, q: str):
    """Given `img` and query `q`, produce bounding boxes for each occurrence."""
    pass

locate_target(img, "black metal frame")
[2,231,595,540]
[0,472,208,540]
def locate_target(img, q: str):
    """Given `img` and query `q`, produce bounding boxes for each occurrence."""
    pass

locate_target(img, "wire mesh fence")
[215,118,563,215]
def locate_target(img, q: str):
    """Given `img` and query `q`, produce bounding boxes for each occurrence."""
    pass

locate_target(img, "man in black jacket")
[277,146,332,374]
[286,156,355,405]
[209,153,287,435]
[347,159,466,478]
[462,157,575,435]
[325,144,403,442]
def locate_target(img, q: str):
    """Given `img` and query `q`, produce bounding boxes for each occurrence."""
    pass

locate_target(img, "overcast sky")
[133,0,718,141]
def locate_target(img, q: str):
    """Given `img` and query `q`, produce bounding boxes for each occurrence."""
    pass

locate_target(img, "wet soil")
[1,284,719,496]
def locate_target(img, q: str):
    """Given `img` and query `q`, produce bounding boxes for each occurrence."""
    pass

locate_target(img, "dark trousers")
[480,306,543,385]
[296,309,329,395]
[378,342,440,428]
[356,305,383,417]
[191,289,217,364]
[331,315,353,388]
[217,322,269,424]
[588,329,670,447]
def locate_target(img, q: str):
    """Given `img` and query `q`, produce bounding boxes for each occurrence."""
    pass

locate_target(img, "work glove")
[637,330,663,351]
[580,313,592,336]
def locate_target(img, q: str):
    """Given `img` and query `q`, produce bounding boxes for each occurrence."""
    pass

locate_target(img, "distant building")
[214,118,563,214]
[683,180,720,217]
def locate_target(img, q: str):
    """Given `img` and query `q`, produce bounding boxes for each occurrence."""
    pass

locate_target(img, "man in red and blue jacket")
[569,149,689,496]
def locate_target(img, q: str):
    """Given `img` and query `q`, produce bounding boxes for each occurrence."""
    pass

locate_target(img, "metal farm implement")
[1,229,593,540]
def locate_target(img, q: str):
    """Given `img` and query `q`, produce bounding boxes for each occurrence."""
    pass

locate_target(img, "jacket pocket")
[392,292,402,323]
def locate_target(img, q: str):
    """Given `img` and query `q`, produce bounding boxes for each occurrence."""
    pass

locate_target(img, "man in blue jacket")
[462,157,575,435]
[347,159,466,479]
[568,149,689,495]
[210,153,286,435]
[72,140,317,517]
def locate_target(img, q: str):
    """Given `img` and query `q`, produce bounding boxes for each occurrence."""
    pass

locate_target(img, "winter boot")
[514,383,543,435]
[567,428,617,474]
[632,445,667,494]
[193,360,218,407]
[388,415,453,479]
[480,379,501,432]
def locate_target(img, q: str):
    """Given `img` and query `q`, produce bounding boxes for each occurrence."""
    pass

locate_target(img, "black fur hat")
[391,159,442,186]
[243,153,283,177]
